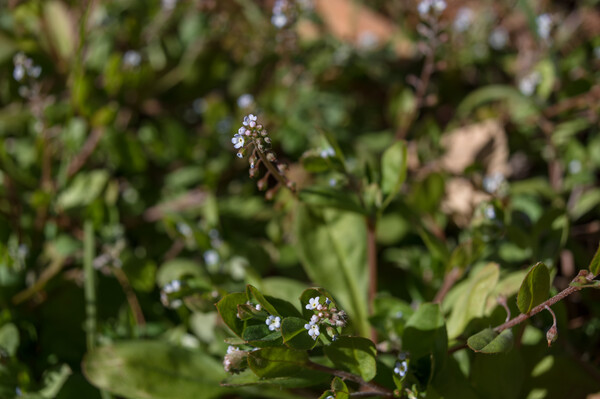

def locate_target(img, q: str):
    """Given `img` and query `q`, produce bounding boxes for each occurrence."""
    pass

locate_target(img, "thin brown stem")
[255,149,296,195]
[306,361,394,398]
[112,267,146,327]
[494,271,595,333]
[366,217,378,343]
[66,127,105,178]
[433,267,461,304]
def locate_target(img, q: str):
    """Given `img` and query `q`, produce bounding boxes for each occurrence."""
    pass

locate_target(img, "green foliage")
[467,328,514,354]
[323,337,377,381]
[517,262,551,314]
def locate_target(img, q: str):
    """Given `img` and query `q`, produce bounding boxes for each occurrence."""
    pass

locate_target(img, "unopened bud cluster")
[223,345,248,374]
[303,296,347,341]
[160,279,183,309]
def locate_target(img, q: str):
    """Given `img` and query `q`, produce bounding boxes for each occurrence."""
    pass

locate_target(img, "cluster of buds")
[13,52,42,99]
[232,114,296,198]
[223,346,248,374]
[303,296,347,341]
[393,352,409,378]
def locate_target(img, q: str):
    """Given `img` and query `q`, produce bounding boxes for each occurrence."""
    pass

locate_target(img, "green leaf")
[588,243,600,276]
[247,347,309,379]
[37,364,72,399]
[247,285,279,316]
[0,323,19,357]
[402,303,447,361]
[222,368,329,389]
[242,323,282,347]
[446,263,500,339]
[330,376,349,399]
[517,262,551,314]
[299,187,365,214]
[265,296,303,319]
[323,336,377,382]
[56,170,109,209]
[381,140,408,205]
[156,258,205,287]
[467,328,514,353]
[295,206,369,337]
[83,341,227,399]
[43,1,76,61]
[216,292,248,338]
[281,317,318,350]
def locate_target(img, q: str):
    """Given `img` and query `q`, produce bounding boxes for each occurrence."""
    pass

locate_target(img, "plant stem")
[433,267,461,304]
[366,217,378,343]
[255,149,296,195]
[112,267,146,327]
[83,220,97,350]
[306,361,394,398]
[494,270,596,333]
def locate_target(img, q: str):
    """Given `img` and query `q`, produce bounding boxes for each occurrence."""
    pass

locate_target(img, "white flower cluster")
[272,0,290,28]
[13,53,42,82]
[303,296,347,341]
[160,280,183,308]
[232,114,272,159]
[417,0,446,17]
[223,346,247,373]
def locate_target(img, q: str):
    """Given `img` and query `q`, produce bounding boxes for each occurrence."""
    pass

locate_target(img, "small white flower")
[320,147,335,158]
[483,172,505,194]
[227,345,240,354]
[568,160,582,174]
[266,315,281,331]
[13,65,25,81]
[310,314,319,324]
[326,396,334,399]
[489,28,509,50]
[237,94,254,108]
[232,134,245,149]
[305,323,320,339]
[453,7,473,32]
[272,13,288,28]
[203,250,220,266]
[123,50,142,68]
[305,296,320,310]
[236,152,244,158]
[394,360,408,377]
[417,0,430,16]
[519,71,541,96]
[536,13,552,41]
[432,0,446,13]
[358,31,378,50]
[485,205,496,219]
[255,304,262,311]
[243,114,258,128]
[164,280,181,293]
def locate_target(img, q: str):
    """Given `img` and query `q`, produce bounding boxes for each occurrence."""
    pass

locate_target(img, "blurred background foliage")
[0,0,600,398]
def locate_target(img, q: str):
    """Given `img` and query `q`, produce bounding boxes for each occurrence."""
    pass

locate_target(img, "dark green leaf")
[247,347,309,378]
[467,328,514,353]
[216,292,248,338]
[403,303,447,361]
[517,262,551,314]
[295,206,369,337]
[247,285,279,316]
[265,296,303,318]
[83,341,227,399]
[242,323,282,347]
[281,317,318,350]
[222,368,329,389]
[0,323,19,357]
[299,187,365,214]
[330,376,349,399]
[323,336,377,382]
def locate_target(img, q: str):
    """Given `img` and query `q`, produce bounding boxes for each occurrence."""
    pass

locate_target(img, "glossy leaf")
[281,317,318,350]
[323,336,377,381]
[330,377,349,399]
[467,328,514,353]
[247,285,279,316]
[222,368,329,389]
[295,206,369,337]
[247,347,309,379]
[242,323,282,347]
[517,262,550,314]
[402,303,447,365]
[83,341,226,399]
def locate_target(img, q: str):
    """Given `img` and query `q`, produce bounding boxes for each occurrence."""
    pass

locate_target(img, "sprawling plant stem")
[494,270,596,333]
[307,361,394,398]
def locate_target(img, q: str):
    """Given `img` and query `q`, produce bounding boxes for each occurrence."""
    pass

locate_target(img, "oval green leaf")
[517,262,551,314]
[467,328,514,354]
[381,140,407,205]
[588,243,600,276]
[247,347,309,379]
[281,317,318,350]
[216,292,248,338]
[323,336,377,382]
[83,341,226,399]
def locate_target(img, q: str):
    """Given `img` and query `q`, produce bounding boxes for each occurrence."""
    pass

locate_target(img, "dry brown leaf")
[311,0,414,58]
[440,119,509,176]
[441,177,491,227]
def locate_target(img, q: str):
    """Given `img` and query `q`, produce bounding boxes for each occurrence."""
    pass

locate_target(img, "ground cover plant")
[1,0,600,398]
